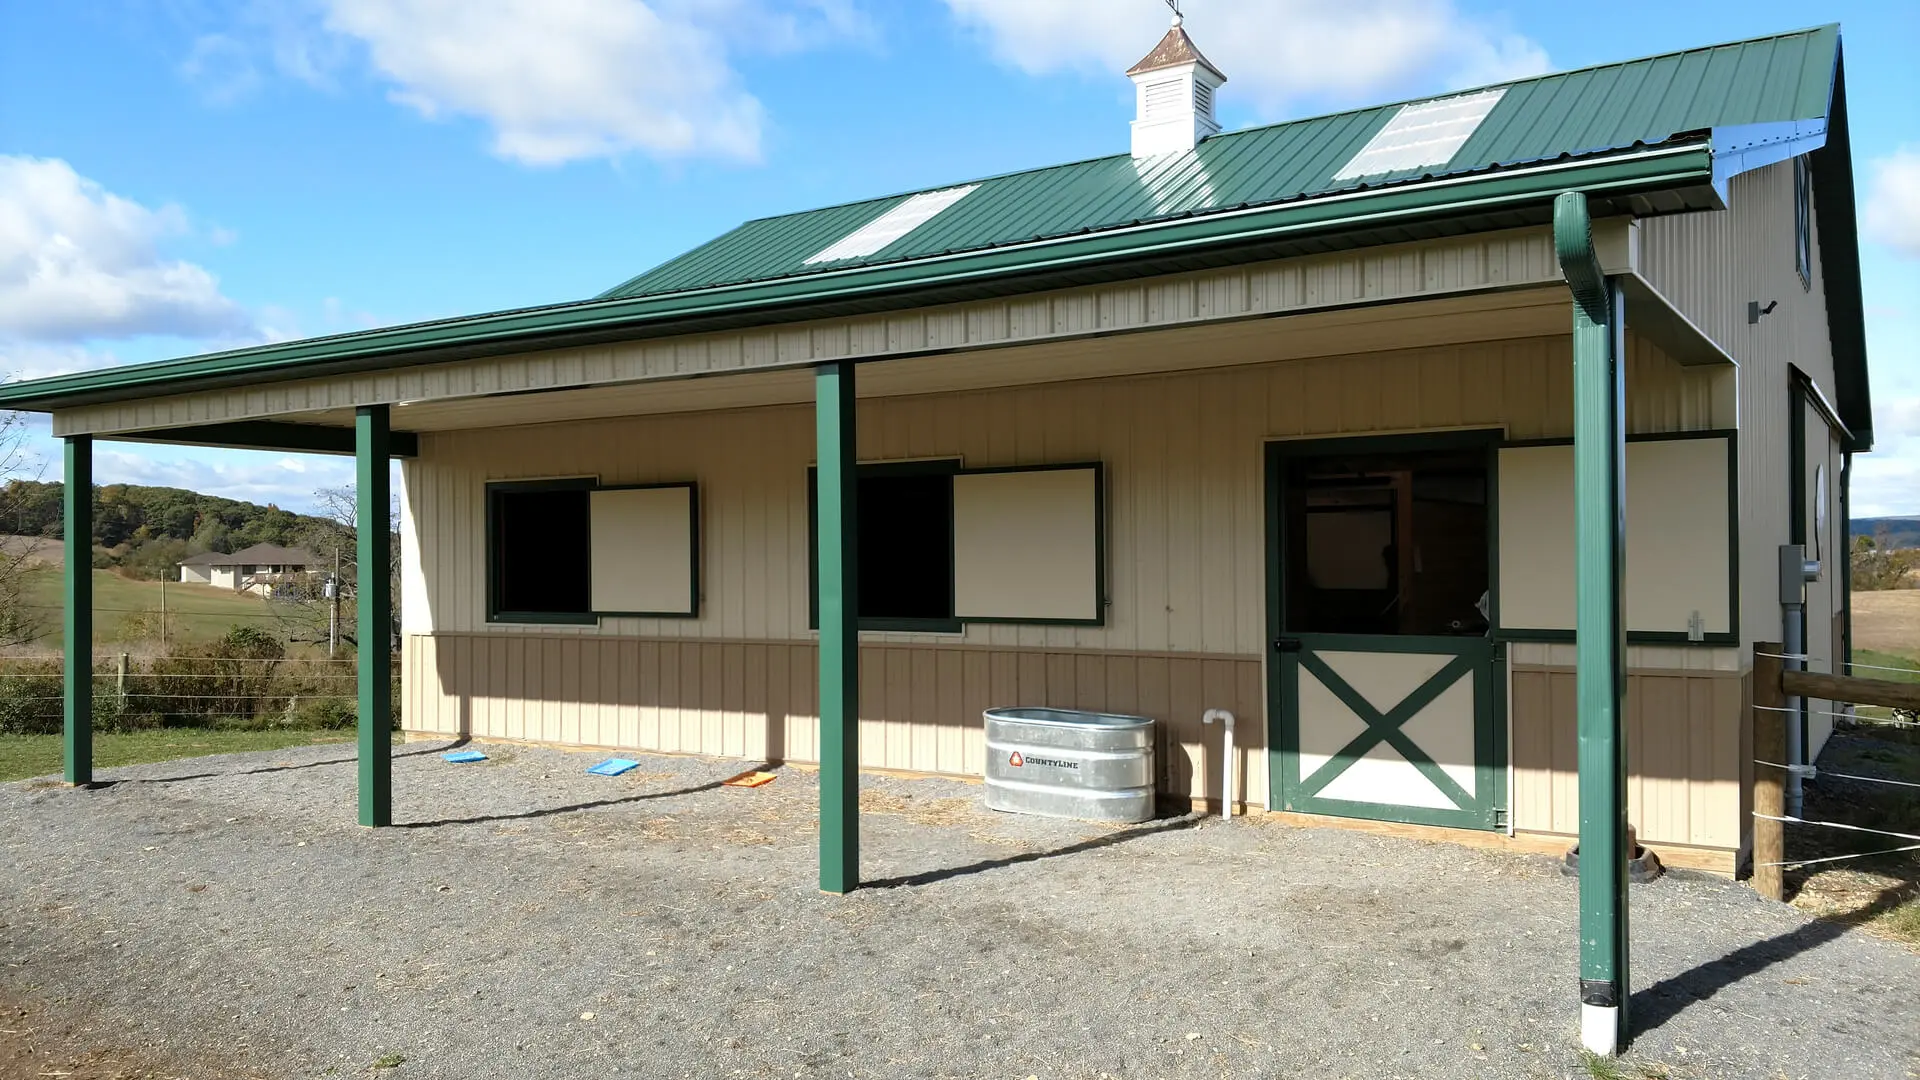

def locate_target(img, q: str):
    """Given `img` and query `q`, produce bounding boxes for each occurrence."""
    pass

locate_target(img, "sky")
[0,0,1916,516]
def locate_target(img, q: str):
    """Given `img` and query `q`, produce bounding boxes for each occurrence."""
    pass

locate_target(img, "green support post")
[356,405,393,827]
[815,360,860,893]
[63,436,93,787]
[1554,191,1629,1055]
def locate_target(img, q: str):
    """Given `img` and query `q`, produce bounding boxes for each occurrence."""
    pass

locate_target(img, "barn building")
[7,23,1870,904]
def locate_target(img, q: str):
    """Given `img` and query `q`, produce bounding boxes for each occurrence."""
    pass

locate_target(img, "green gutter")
[0,145,1713,413]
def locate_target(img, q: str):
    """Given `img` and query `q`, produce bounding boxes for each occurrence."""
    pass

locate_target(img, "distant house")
[178,543,321,596]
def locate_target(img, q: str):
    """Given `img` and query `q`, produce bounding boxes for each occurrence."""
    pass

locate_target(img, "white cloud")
[1864,148,1920,259]
[0,157,254,343]
[943,0,1548,116]
[1852,394,1920,518]
[171,1,873,164]
[318,0,869,165]
[0,342,128,384]
[89,446,356,511]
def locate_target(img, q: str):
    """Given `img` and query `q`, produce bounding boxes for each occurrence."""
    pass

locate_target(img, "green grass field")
[20,568,283,650]
[0,728,368,783]
[1855,648,1920,681]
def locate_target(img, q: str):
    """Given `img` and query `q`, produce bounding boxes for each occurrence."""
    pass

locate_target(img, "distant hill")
[1854,517,1920,549]
[0,481,336,580]
[0,480,330,549]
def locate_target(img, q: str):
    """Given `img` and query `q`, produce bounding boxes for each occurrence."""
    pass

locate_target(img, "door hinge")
[1493,806,1510,829]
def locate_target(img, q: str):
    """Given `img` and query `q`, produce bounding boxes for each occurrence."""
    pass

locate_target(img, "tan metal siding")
[52,229,1563,437]
[401,334,1721,655]
[400,333,1731,814]
[406,634,1264,804]
[1509,663,1745,850]
[1639,161,1839,644]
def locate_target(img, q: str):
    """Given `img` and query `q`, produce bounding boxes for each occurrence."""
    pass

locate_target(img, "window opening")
[489,483,593,621]
[1285,447,1489,636]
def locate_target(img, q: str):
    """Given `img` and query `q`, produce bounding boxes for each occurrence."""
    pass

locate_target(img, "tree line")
[0,479,335,579]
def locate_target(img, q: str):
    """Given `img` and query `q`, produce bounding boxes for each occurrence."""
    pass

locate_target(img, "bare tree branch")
[267,484,402,652]
[0,408,48,646]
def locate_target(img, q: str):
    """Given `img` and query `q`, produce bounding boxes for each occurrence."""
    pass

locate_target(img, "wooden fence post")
[1753,642,1785,901]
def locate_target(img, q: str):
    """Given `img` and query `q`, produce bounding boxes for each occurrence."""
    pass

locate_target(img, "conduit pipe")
[1203,709,1236,819]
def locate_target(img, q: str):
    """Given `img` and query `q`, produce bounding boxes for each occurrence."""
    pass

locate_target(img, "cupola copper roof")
[1126,22,1226,81]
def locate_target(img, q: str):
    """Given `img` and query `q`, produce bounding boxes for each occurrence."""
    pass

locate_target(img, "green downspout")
[815,360,861,893]
[62,436,92,787]
[1553,191,1630,1056]
[356,405,393,827]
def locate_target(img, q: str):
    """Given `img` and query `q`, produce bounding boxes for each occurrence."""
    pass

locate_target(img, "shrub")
[0,666,61,735]
[288,696,357,730]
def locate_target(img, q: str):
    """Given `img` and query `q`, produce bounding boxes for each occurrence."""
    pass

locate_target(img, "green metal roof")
[602,24,1840,300]
[0,23,1866,448]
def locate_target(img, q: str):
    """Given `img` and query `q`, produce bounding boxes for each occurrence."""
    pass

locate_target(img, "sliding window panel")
[953,464,1103,624]
[589,484,699,617]
[1497,435,1733,640]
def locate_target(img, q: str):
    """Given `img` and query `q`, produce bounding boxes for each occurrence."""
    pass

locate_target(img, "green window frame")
[486,477,599,625]
[484,477,705,625]
[809,459,962,634]
[807,459,1108,632]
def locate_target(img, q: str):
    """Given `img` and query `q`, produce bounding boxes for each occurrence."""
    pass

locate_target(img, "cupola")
[1126,9,1227,158]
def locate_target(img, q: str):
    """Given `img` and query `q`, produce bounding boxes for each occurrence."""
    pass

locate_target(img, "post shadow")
[861,812,1205,889]
[396,778,727,828]
[1627,879,1915,1041]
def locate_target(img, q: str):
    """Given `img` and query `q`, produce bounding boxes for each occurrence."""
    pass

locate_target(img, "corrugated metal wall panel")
[398,334,1733,815]
[404,633,1266,803]
[402,335,1720,654]
[1509,665,1744,849]
[1640,161,1839,644]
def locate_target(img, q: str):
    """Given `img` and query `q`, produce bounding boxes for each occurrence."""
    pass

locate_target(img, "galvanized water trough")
[983,707,1156,823]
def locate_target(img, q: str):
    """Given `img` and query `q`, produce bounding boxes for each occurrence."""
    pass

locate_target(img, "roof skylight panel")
[803,185,980,265]
[1331,89,1507,182]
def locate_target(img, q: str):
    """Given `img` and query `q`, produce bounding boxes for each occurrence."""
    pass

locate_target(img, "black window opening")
[811,462,958,633]
[1283,447,1490,637]
[488,481,594,623]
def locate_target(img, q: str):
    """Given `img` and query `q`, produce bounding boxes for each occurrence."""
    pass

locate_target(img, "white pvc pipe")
[1581,1004,1619,1057]
[1203,709,1236,819]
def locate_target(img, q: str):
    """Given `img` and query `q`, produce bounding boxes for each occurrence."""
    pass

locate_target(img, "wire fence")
[1748,645,1920,877]
[0,652,395,736]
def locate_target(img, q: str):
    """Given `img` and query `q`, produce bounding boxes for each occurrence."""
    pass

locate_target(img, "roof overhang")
[0,142,1719,414]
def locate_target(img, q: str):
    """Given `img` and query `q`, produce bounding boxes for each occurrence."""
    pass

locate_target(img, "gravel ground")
[2,739,1917,1080]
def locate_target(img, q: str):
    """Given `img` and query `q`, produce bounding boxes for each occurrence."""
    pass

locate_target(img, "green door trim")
[1263,429,1508,832]
[1293,650,1480,809]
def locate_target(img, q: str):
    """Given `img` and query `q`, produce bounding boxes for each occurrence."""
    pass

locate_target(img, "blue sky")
[1,0,1916,515]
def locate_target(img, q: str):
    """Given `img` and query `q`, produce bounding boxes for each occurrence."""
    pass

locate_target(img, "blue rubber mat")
[586,758,639,777]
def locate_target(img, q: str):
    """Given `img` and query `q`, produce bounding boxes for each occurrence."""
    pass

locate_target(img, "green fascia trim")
[109,421,419,458]
[0,147,1714,413]
[1808,46,1873,452]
